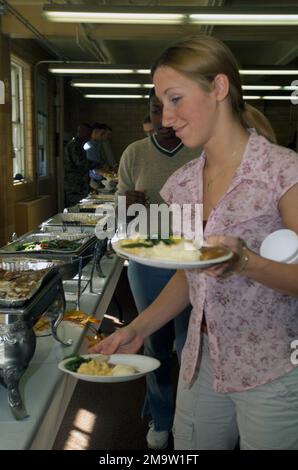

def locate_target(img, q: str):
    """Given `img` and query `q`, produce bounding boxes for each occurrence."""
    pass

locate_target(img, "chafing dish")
[67,203,108,213]
[0,257,63,307]
[41,212,107,233]
[0,258,71,420]
[0,232,99,279]
[83,192,116,203]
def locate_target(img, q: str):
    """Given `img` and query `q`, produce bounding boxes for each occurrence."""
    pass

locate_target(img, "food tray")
[41,213,107,233]
[0,231,95,255]
[0,257,63,307]
[67,203,108,214]
[0,233,100,280]
[84,192,116,203]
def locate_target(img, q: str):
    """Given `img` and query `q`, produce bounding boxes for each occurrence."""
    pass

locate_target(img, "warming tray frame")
[0,272,72,420]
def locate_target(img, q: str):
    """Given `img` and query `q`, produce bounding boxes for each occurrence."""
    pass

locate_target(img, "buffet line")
[0,190,116,420]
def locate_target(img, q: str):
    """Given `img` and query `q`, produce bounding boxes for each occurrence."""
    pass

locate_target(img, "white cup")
[260,229,298,263]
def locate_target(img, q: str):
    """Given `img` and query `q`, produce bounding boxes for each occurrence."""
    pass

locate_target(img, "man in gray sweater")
[117,88,200,449]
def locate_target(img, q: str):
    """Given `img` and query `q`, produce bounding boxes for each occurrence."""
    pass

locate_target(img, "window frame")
[36,74,49,178]
[11,56,27,182]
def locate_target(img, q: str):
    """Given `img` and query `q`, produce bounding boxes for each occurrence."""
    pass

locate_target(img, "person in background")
[112,87,199,450]
[101,125,118,168]
[142,114,154,136]
[85,123,118,168]
[84,122,106,167]
[64,123,91,206]
[92,34,298,450]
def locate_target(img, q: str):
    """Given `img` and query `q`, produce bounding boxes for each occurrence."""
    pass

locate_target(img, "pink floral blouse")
[160,131,298,392]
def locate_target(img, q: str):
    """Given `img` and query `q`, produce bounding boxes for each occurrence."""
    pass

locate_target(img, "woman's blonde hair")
[151,35,276,142]
[242,104,277,143]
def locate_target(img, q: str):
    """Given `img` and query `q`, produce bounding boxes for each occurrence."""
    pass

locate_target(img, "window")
[11,59,25,180]
[37,76,48,177]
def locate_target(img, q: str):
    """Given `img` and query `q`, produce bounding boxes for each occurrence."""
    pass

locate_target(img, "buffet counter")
[0,253,124,450]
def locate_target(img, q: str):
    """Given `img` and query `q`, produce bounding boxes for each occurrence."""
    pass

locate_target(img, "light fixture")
[49,65,298,77]
[262,96,297,100]
[242,85,298,91]
[43,5,298,26]
[72,82,298,91]
[243,95,296,101]
[0,80,5,104]
[189,13,298,26]
[240,69,298,75]
[243,96,261,100]
[84,94,148,99]
[83,93,296,101]
[43,6,185,25]
[72,81,153,88]
[49,67,150,75]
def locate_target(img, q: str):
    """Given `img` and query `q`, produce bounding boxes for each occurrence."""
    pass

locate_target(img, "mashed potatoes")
[148,240,200,262]
[111,364,137,376]
[119,238,201,262]
[77,359,137,376]
[77,359,113,376]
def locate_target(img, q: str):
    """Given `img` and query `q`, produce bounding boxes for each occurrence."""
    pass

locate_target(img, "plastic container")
[260,229,298,263]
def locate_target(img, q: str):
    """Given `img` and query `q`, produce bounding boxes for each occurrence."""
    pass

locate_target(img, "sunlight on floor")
[63,408,96,450]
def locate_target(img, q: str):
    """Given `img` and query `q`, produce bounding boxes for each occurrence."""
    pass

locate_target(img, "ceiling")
[2,0,298,91]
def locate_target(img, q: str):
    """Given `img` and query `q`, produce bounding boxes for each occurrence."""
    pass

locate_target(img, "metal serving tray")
[83,192,116,203]
[0,231,96,256]
[67,203,108,214]
[0,257,63,308]
[0,233,99,280]
[41,212,107,233]
[0,272,63,324]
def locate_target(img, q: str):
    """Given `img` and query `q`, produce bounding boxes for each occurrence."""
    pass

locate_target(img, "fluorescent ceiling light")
[73,81,298,91]
[262,96,297,100]
[45,12,184,24]
[72,82,153,88]
[240,70,298,75]
[84,94,148,99]
[83,93,295,101]
[243,96,261,100]
[189,14,298,25]
[49,67,150,75]
[243,95,296,100]
[43,5,298,25]
[242,85,298,90]
[49,66,298,77]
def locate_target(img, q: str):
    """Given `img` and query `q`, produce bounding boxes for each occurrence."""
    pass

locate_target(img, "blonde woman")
[92,35,298,450]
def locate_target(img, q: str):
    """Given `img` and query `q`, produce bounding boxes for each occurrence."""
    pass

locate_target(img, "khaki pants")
[173,334,298,450]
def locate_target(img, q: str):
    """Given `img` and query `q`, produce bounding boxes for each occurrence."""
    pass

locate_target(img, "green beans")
[64,355,91,372]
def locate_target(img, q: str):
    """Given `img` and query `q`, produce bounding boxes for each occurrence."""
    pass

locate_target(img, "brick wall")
[253,101,298,148]
[0,30,15,246]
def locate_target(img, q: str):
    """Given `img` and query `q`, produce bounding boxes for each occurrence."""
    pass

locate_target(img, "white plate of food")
[112,236,233,270]
[58,353,160,383]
